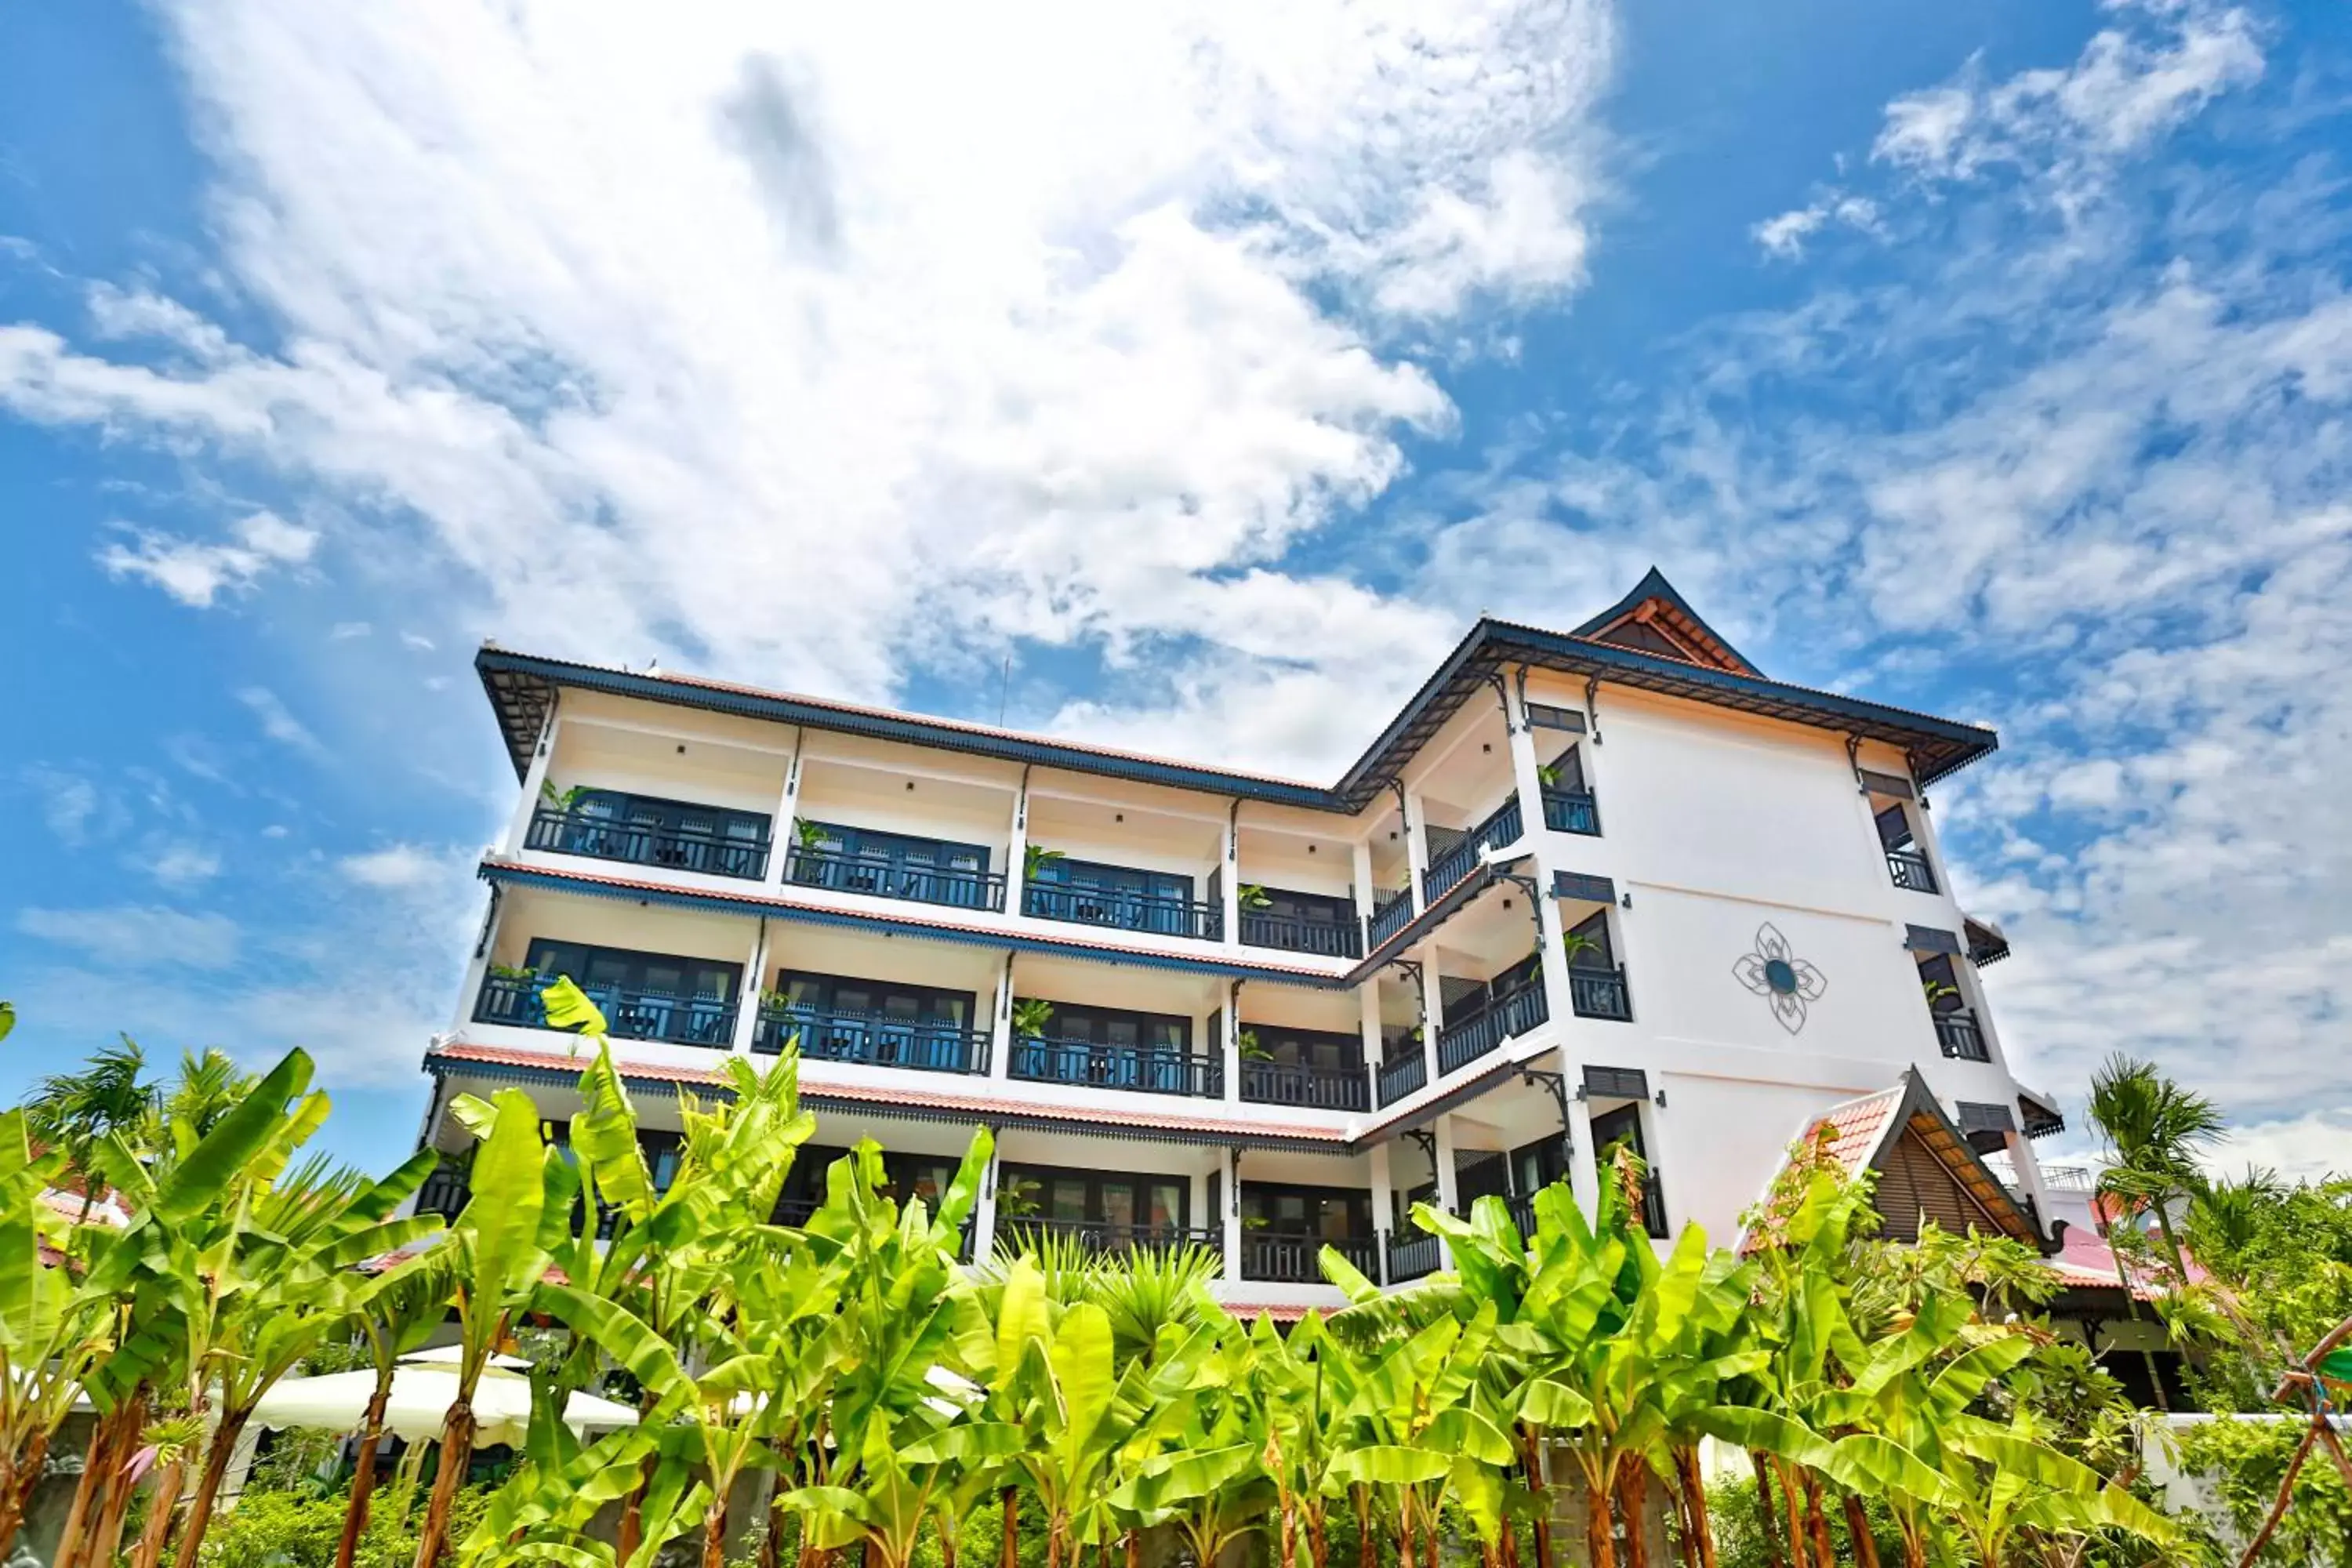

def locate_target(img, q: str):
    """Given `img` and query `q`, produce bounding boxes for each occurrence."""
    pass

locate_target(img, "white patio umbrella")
[250,1363,637,1448]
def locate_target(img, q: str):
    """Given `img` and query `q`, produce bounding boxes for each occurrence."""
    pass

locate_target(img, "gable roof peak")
[1570,565,1761,677]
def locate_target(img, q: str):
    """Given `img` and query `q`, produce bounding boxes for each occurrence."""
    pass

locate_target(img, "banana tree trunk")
[760,1496,786,1568]
[50,1415,109,1568]
[172,1408,253,1568]
[1839,1494,1879,1568]
[59,1392,142,1568]
[0,1424,53,1559]
[702,1497,731,1568]
[1799,1472,1834,1568]
[1748,1453,1783,1568]
[338,1380,395,1568]
[1501,1515,1520,1568]
[1673,1446,1717,1568]
[1353,1484,1375,1568]
[88,1399,147,1568]
[412,1397,477,1568]
[129,1454,185,1568]
[1000,1487,1019,1568]
[1124,1526,1140,1568]
[1774,1463,1806,1568]
[1281,1494,1298,1568]
[1581,1457,1618,1568]
[1616,1456,1649,1568]
[1399,1491,1418,1568]
[1309,1504,1329,1568]
[1519,1424,1556,1568]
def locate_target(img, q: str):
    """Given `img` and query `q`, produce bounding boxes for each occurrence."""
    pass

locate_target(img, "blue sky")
[4,0,2349,1181]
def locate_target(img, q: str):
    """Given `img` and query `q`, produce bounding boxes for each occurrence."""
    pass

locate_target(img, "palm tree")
[24,1036,154,1225]
[2087,1052,2222,1284]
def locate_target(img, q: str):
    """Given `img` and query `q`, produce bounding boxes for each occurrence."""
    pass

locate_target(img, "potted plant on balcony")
[1011,999,1054,1040]
[1922,978,1962,1011]
[1023,844,1064,879]
[1236,883,1271,910]
[538,780,590,812]
[1560,930,1602,969]
[1236,1028,1272,1062]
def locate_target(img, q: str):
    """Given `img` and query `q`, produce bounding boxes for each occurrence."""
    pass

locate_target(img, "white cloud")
[1751,194,1880,260]
[330,621,372,640]
[16,906,242,970]
[339,843,452,889]
[148,843,223,887]
[237,686,325,757]
[0,0,1613,760]
[398,631,435,652]
[1870,1,2263,209]
[96,510,318,608]
[2212,1109,2352,1185]
[23,767,100,845]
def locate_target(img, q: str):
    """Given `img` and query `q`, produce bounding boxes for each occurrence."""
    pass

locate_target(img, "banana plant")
[1327,1301,1512,1568]
[338,1252,459,1568]
[0,1110,111,1559]
[412,1083,573,1568]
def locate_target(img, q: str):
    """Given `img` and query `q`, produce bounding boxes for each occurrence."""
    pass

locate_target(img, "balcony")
[1376,1051,1428,1107]
[1238,1058,1370,1114]
[1935,1009,1990,1062]
[525,803,769,880]
[1237,907,1362,960]
[1568,964,1633,1022]
[1008,1036,1223,1098]
[1240,1229,1380,1284]
[1540,789,1600,837]
[1422,797,1525,902]
[786,844,1007,913]
[1887,847,1940,895]
[474,971,737,1048]
[1637,1173,1669,1240]
[996,1216,1223,1257]
[1385,1229,1441,1283]
[1436,982,1549,1076]
[416,1156,472,1224]
[1023,881,1221,942]
[753,1005,989,1076]
[1367,890,1417,949]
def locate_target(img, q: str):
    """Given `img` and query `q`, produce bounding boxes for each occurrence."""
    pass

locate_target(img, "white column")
[1403,789,1430,907]
[1432,1114,1461,1269]
[452,887,503,1033]
[766,733,803,889]
[988,954,1015,1081]
[1189,1169,1208,1249]
[1369,1141,1395,1243]
[1908,786,1958,903]
[504,710,561,855]
[2006,1130,2054,1237]
[1220,985,1242,1105]
[1562,1047,1602,1218]
[1222,1148,1244,1283]
[972,1149,1000,1269]
[1221,807,1242,949]
[1534,892,1577,1046]
[731,920,771,1055]
[1418,949,1446,1087]
[1005,776,1029,918]
[1358,982,1385,1109]
[1501,670,1545,840]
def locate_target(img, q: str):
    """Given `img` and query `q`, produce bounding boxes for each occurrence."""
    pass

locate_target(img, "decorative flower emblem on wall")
[1733,924,1827,1035]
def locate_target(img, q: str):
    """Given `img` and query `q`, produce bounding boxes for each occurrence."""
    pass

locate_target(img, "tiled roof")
[424,1040,1351,1151]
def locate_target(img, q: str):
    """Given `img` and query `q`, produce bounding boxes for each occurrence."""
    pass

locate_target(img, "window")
[522,940,739,1003]
[1000,1166,1189,1232]
[1026,1000,1191,1053]
[1566,909,1615,968]
[798,822,992,882]
[1915,954,1964,1014]
[1544,746,1586,793]
[775,970,975,1027]
[1875,804,1918,854]
[578,790,769,846]
[1029,856,1194,905]
[1511,1136,1570,1196]
[1248,1025,1363,1073]
[1240,1183,1371,1239]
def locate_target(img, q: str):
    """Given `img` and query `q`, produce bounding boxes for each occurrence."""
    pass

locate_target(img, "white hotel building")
[414,571,2064,1313]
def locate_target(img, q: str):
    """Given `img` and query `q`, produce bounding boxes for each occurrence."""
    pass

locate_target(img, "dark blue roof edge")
[478,862,1348,991]
[420,1050,1349,1154]
[478,612,2000,804]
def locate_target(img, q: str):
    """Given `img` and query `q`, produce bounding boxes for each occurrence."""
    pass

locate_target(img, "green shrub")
[194,1482,501,1568]
[2173,1416,2352,1568]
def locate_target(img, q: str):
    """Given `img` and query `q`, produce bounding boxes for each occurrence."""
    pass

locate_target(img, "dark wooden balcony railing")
[786,846,1007,913]
[1887,848,1940,894]
[1367,891,1416,949]
[1385,1229,1441,1284]
[1376,1051,1428,1108]
[1237,910,1363,960]
[1022,884,1221,942]
[416,1157,472,1224]
[754,1006,988,1075]
[1008,1036,1222,1098]
[1436,982,1549,1076]
[1238,1058,1370,1113]
[1540,789,1601,837]
[1241,1229,1379,1284]
[996,1217,1223,1258]
[474,973,736,1048]
[1934,1009,1990,1062]
[1639,1174,1670,1240]
[1568,965,1634,1022]
[525,807,768,880]
[1423,797,1525,901]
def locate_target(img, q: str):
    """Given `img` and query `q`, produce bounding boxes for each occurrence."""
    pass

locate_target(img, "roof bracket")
[1486,670,1517,735]
[1846,735,1868,795]
[1513,666,1530,734]
[1496,869,1547,940]
[1584,676,1603,745]
[1404,1127,1438,1167]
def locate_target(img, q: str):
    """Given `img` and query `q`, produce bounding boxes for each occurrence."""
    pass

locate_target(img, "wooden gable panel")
[1874,1116,2009,1243]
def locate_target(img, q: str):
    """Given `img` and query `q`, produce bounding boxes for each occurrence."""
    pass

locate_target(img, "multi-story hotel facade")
[412,570,2063,1315]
